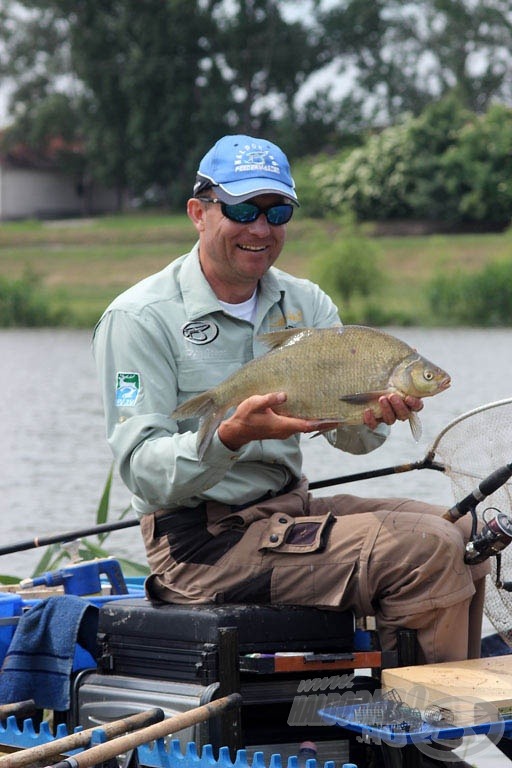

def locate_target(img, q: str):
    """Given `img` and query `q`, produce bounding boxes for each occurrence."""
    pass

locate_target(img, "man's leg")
[307,495,476,663]
[311,493,488,661]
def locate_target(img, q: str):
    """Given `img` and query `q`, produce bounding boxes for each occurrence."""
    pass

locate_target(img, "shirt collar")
[180,242,283,320]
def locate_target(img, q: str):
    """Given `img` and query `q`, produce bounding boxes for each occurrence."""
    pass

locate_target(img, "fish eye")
[424,369,434,381]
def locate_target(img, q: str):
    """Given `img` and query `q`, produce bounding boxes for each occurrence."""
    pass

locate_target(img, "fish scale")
[172,325,451,459]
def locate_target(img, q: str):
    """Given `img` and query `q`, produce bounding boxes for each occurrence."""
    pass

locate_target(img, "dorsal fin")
[257,328,315,351]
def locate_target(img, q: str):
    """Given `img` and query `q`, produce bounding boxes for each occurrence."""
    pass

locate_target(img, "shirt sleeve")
[92,308,242,514]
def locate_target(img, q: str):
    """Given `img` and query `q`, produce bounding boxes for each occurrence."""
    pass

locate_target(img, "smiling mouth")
[238,244,266,252]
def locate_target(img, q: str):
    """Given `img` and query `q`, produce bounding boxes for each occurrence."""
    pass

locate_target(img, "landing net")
[428,397,512,647]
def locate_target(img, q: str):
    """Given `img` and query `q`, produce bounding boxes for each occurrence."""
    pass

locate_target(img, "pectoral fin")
[409,411,422,442]
[339,390,390,404]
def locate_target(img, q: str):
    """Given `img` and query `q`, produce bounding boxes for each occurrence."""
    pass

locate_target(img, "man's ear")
[187,198,206,232]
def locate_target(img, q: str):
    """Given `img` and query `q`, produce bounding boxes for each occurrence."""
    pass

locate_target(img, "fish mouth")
[439,376,451,391]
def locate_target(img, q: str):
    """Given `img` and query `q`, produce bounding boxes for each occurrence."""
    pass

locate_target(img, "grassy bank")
[1,212,511,327]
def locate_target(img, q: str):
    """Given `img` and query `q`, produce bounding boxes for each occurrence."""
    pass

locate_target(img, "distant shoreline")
[0,212,509,328]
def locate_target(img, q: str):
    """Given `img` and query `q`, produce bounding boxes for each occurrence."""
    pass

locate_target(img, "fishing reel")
[445,462,512,575]
[464,507,512,565]
[464,505,512,592]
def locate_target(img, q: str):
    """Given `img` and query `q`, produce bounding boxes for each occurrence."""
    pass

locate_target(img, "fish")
[172,325,451,459]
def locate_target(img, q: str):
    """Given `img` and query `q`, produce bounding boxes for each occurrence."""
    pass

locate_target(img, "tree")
[49,0,230,206]
[318,0,512,121]
[1,1,234,204]
[212,0,320,136]
[1,2,79,122]
[0,2,107,206]
[3,0,512,204]
[1,0,321,204]
[0,1,16,80]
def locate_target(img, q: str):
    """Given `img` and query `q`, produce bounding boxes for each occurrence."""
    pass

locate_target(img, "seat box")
[96,599,355,684]
[78,601,358,759]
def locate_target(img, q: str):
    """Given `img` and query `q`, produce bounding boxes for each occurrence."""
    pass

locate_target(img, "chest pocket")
[177,356,246,394]
[174,362,241,433]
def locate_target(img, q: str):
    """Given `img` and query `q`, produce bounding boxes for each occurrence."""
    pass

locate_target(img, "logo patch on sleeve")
[115,372,140,407]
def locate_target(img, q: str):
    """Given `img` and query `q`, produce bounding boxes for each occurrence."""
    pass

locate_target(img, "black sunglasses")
[195,197,294,226]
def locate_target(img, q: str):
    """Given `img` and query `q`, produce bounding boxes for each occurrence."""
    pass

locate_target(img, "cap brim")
[214,179,299,206]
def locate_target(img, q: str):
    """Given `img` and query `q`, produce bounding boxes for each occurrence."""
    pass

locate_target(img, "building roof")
[0,134,83,170]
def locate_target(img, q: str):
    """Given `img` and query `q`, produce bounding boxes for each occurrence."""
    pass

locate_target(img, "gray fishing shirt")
[93,243,387,516]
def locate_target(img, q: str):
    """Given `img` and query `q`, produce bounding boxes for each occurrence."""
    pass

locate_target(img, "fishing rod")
[2,397,511,558]
[309,456,445,490]
[0,458,445,558]
[310,397,512,491]
[46,694,242,768]
[0,518,139,557]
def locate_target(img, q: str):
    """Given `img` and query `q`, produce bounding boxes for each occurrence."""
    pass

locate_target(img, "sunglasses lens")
[267,204,294,225]
[222,202,294,225]
[223,203,259,223]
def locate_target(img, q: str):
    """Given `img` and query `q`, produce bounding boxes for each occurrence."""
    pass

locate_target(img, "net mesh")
[429,398,512,647]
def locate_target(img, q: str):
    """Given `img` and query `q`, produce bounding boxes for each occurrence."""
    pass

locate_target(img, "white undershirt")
[219,289,258,323]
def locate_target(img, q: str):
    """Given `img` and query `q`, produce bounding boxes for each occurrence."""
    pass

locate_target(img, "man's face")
[188,193,289,293]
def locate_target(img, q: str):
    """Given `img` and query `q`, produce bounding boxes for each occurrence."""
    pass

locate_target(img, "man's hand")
[363,393,424,430]
[218,392,339,452]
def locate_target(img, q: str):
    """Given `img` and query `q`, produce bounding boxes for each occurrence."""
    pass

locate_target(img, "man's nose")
[247,213,271,234]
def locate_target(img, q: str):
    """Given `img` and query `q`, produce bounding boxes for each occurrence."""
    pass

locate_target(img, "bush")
[292,152,351,219]
[311,123,415,221]
[428,259,512,326]
[311,96,512,228]
[0,270,70,327]
[310,224,384,317]
[442,104,512,226]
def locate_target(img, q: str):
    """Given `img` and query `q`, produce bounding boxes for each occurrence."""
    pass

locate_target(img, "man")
[93,134,487,668]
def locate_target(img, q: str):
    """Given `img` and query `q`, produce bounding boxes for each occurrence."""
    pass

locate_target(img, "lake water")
[2,326,512,582]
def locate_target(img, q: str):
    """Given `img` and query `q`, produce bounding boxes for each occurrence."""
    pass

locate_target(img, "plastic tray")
[318,703,512,746]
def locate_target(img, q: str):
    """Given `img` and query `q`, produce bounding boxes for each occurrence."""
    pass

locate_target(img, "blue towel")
[0,594,98,711]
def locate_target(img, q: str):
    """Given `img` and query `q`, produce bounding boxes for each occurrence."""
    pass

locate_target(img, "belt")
[153,478,297,538]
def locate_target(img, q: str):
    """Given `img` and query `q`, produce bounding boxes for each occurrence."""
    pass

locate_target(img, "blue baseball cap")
[193,134,299,205]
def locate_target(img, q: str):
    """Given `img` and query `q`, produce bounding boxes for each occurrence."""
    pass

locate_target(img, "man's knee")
[370,511,473,602]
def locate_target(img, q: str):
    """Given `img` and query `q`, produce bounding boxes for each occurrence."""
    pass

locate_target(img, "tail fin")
[172,391,213,420]
[172,392,224,460]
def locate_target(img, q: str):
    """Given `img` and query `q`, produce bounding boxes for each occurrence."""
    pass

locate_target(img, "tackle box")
[95,598,356,684]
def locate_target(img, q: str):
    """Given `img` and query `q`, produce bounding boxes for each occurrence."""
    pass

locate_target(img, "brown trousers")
[140,478,489,664]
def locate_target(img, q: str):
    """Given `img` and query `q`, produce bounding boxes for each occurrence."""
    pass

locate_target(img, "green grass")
[1,212,511,327]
